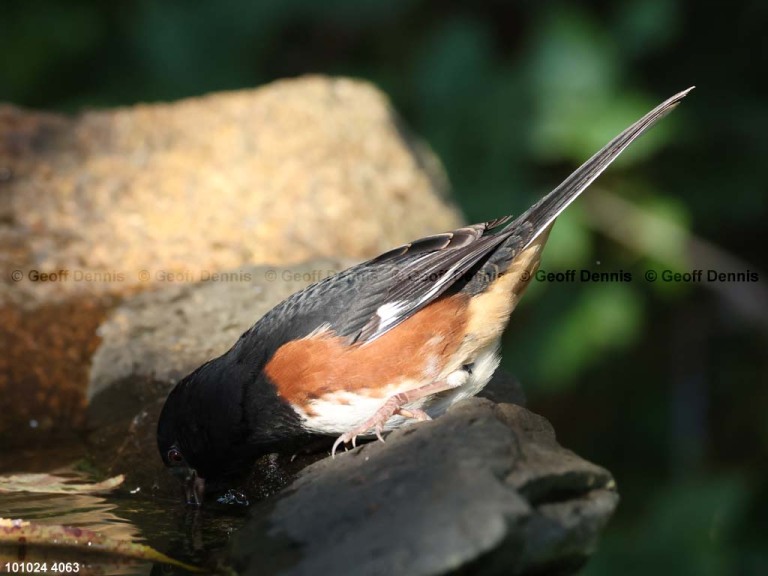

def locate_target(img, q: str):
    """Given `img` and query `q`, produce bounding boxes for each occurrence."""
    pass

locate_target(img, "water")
[0,457,247,575]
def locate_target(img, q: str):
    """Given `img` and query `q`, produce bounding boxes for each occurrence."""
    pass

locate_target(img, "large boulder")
[230,399,617,576]
[0,76,462,443]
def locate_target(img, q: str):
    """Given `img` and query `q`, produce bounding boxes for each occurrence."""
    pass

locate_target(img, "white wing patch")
[376,301,405,322]
[365,301,407,340]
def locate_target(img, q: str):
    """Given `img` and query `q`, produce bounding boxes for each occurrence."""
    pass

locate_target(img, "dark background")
[2,1,767,573]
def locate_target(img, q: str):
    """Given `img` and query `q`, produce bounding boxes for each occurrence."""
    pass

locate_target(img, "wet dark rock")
[477,368,525,406]
[229,399,617,576]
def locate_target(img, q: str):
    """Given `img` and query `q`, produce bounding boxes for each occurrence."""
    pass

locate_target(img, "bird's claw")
[331,406,431,458]
[331,424,372,458]
[331,431,355,458]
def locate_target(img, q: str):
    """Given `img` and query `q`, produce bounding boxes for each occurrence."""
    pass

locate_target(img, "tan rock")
[0,76,462,442]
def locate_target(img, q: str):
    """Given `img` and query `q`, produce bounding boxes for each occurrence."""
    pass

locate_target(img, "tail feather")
[353,88,693,343]
[511,86,695,248]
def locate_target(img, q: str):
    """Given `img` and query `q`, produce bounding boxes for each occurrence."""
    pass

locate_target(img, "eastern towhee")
[157,88,693,505]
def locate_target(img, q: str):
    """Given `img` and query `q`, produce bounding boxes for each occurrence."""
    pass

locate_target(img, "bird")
[157,87,693,505]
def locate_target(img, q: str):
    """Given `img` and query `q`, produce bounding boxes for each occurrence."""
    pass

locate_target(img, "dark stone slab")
[230,399,617,576]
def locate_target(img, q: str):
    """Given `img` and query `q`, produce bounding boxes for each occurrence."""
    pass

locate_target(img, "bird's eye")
[167,448,184,464]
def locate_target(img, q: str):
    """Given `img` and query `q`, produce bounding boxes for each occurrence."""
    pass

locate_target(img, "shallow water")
[0,468,248,575]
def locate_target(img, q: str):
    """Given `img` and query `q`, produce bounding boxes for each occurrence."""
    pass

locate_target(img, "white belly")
[298,343,501,435]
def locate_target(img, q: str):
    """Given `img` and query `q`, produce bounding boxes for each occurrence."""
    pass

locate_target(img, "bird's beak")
[177,467,205,506]
[186,471,206,506]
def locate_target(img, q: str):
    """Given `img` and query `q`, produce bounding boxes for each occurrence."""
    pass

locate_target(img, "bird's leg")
[331,370,469,457]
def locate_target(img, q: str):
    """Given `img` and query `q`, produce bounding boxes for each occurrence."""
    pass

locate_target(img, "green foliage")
[585,476,752,576]
[543,206,593,268]
[536,282,643,389]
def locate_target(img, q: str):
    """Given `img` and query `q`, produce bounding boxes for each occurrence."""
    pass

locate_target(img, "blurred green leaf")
[613,0,680,58]
[585,476,751,576]
[413,17,494,122]
[535,282,642,389]
[527,7,680,166]
[541,205,593,268]
[638,194,693,295]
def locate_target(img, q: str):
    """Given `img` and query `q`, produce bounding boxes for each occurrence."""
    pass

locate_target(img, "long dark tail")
[511,86,695,246]
[356,88,693,341]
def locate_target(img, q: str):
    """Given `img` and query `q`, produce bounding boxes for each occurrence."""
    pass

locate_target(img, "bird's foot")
[330,371,468,457]
[331,398,432,457]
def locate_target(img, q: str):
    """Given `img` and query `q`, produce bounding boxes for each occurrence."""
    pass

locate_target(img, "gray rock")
[477,368,525,407]
[229,399,617,576]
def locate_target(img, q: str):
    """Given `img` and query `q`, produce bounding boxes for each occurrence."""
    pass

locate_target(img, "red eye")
[168,448,184,464]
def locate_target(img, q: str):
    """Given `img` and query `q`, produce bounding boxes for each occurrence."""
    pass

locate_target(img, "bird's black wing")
[348,218,520,342]
[245,87,693,350]
[239,219,514,352]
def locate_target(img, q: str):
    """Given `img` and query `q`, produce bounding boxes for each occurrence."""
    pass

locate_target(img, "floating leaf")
[0,473,125,495]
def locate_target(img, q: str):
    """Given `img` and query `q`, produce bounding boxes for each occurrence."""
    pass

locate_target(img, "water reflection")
[1,491,149,575]
[1,492,139,539]
[0,487,245,575]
